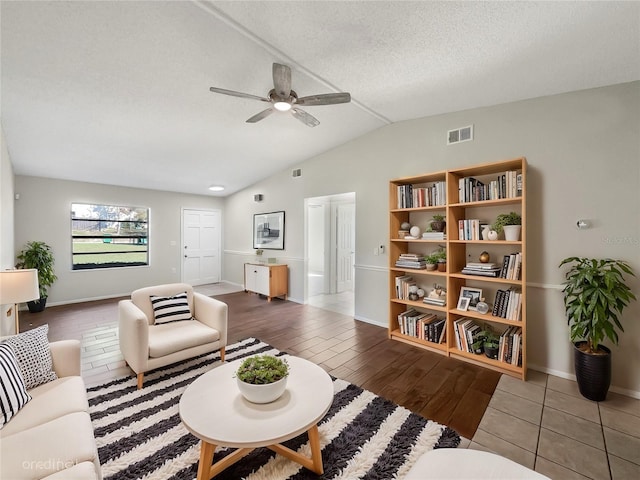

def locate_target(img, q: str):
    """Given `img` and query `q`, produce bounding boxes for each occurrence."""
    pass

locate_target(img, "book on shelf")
[458,219,485,241]
[396,181,446,209]
[499,252,522,280]
[492,288,522,321]
[395,253,427,269]
[395,275,415,300]
[457,170,521,203]
[498,326,522,366]
[421,232,446,240]
[461,261,501,277]
[453,317,483,353]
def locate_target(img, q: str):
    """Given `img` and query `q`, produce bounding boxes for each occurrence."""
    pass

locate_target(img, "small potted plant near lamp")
[492,212,522,241]
[16,241,58,313]
[559,257,636,401]
[235,354,290,404]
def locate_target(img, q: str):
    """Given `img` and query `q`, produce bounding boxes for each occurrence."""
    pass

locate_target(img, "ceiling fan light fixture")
[273,101,292,112]
[208,185,225,192]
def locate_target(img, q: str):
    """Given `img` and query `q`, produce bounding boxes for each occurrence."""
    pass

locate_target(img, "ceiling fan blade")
[272,63,291,99]
[209,87,270,103]
[291,107,320,127]
[296,92,351,106]
[246,108,274,123]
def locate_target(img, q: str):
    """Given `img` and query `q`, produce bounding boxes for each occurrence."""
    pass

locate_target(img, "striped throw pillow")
[150,292,193,325]
[0,343,32,427]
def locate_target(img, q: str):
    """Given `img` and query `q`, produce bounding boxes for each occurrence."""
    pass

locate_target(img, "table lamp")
[0,269,40,334]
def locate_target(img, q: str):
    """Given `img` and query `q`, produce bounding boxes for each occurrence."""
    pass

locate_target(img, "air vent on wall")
[447,125,474,145]
[292,168,302,178]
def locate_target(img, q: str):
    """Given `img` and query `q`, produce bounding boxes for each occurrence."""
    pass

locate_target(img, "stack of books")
[499,326,523,366]
[492,288,522,321]
[395,254,426,269]
[421,232,446,240]
[461,262,502,277]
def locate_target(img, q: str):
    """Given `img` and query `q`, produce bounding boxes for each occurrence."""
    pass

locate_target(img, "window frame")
[71,203,149,270]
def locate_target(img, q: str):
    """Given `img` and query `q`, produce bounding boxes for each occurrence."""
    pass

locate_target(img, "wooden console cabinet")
[244,263,288,301]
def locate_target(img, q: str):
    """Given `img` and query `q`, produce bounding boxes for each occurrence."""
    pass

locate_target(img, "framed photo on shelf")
[253,211,285,250]
[456,296,470,311]
[460,286,483,311]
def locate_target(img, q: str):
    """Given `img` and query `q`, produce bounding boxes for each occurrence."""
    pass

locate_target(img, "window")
[71,203,149,270]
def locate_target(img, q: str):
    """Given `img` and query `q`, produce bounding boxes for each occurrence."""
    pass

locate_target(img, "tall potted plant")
[16,241,58,313]
[559,257,636,401]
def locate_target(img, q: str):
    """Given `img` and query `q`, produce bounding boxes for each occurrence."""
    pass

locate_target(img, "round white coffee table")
[179,355,333,480]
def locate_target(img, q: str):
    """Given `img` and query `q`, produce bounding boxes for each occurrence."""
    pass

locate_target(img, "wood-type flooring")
[18,290,501,440]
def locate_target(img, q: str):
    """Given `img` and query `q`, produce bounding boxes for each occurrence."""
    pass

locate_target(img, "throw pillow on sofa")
[150,292,193,324]
[0,343,32,427]
[1,324,57,389]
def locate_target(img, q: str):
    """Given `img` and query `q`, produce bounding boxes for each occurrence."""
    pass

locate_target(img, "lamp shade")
[0,269,40,304]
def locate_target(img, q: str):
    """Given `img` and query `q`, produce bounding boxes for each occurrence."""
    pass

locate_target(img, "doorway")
[182,209,221,286]
[305,193,355,316]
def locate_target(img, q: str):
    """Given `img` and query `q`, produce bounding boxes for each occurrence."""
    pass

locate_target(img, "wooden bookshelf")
[388,158,527,380]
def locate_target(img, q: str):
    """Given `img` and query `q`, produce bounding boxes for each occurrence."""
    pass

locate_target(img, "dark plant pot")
[574,342,611,402]
[437,262,446,272]
[431,221,446,233]
[484,345,498,360]
[27,297,47,313]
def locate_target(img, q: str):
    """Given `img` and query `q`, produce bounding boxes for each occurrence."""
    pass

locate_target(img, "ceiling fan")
[209,63,350,127]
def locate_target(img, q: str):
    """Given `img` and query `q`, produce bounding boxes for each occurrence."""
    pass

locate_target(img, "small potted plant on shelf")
[425,254,438,271]
[472,327,500,359]
[559,257,636,401]
[235,354,290,404]
[15,241,58,313]
[430,214,446,233]
[433,249,447,272]
[492,212,522,241]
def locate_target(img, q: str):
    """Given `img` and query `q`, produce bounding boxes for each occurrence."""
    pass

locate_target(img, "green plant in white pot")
[492,212,521,241]
[559,257,636,401]
[16,241,58,312]
[235,354,290,403]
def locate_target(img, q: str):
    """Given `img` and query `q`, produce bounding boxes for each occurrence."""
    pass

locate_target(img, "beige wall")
[14,176,223,304]
[1,126,17,335]
[8,82,640,396]
[223,81,640,396]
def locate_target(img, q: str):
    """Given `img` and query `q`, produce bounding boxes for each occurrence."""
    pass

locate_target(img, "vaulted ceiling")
[2,1,638,196]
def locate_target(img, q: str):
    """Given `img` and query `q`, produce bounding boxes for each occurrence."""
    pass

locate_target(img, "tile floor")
[465,371,640,479]
[307,290,354,317]
[61,283,640,480]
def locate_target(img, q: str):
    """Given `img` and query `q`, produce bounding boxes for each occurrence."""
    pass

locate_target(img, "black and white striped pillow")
[0,343,32,427]
[150,292,193,325]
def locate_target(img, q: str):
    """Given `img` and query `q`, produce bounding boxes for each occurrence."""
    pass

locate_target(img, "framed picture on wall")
[253,211,285,250]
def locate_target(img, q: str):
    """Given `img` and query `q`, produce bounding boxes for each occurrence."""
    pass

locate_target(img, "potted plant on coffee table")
[235,354,290,404]
[16,241,58,313]
[559,257,636,401]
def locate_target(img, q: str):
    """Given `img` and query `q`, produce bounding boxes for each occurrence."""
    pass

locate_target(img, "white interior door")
[182,209,220,285]
[336,203,355,292]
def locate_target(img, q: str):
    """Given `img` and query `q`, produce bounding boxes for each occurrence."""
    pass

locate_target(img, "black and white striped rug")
[87,338,460,479]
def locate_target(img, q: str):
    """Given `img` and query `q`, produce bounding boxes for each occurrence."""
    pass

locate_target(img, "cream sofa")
[119,283,228,388]
[0,339,102,479]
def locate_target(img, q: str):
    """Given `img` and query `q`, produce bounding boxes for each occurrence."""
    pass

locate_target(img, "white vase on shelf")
[503,225,521,241]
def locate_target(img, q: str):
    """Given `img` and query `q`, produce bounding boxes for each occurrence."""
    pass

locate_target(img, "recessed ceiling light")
[208,185,225,192]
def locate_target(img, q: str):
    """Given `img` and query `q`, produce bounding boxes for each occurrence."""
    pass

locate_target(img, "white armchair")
[118,283,227,389]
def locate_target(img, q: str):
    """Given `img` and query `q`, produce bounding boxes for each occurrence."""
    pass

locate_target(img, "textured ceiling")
[2,1,639,196]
